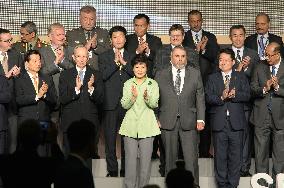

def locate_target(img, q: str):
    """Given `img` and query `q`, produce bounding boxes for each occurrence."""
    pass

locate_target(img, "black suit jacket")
[125,33,162,77]
[0,48,23,115]
[98,49,134,110]
[59,66,104,131]
[244,33,284,57]
[15,71,57,124]
[250,61,284,129]
[183,29,220,82]
[205,71,250,131]
[153,44,199,76]
[0,75,11,131]
[54,155,94,188]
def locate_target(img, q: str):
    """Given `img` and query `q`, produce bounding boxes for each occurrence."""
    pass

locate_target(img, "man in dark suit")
[244,12,284,60]
[66,5,111,70]
[12,21,47,57]
[15,50,57,125]
[183,10,220,83]
[0,75,11,154]
[206,48,250,188]
[98,26,134,177]
[229,25,260,177]
[250,42,284,184]
[0,28,23,153]
[125,14,162,78]
[155,46,205,185]
[59,45,103,155]
[54,119,96,188]
[153,24,199,76]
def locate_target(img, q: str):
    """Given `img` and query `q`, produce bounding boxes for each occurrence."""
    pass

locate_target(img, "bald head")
[265,42,281,65]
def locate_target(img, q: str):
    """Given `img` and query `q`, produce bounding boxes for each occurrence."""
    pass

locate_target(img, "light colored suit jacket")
[155,66,205,130]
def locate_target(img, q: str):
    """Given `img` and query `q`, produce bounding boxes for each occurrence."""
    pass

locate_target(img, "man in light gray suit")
[66,5,111,70]
[250,42,284,184]
[155,46,205,185]
[39,23,73,151]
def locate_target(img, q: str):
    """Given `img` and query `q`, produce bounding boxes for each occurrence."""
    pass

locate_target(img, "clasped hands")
[221,88,236,100]
[264,76,279,92]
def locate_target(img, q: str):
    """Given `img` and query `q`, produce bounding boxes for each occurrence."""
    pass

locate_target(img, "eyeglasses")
[0,38,13,43]
[265,53,278,59]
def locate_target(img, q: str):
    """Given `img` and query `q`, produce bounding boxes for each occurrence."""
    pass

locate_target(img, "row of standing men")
[0,6,284,187]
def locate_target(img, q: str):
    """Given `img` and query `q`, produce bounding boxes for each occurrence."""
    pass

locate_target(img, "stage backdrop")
[0,0,283,36]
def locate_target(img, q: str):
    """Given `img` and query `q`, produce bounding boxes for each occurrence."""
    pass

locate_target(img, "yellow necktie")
[33,75,39,94]
[1,52,8,74]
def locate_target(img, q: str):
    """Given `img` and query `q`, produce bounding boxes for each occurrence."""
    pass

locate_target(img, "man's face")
[219,53,235,73]
[72,47,89,69]
[26,54,41,73]
[49,27,66,46]
[255,15,270,35]
[133,18,149,37]
[20,27,35,43]
[80,11,96,31]
[170,30,184,47]
[265,45,280,66]
[111,31,126,49]
[230,28,245,48]
[171,48,187,69]
[188,14,203,32]
[0,33,13,52]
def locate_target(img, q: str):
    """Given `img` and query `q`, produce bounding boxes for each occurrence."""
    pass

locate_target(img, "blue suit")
[205,70,250,188]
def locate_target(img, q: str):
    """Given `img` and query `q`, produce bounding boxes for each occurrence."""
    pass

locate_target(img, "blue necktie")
[79,70,84,84]
[259,36,265,58]
[271,65,276,76]
[268,65,276,111]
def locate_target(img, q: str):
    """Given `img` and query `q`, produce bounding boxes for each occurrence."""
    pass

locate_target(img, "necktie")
[32,75,38,94]
[79,70,84,84]
[86,31,91,40]
[195,34,200,45]
[29,43,33,50]
[1,52,8,74]
[271,65,276,76]
[175,69,181,95]
[224,75,230,89]
[236,50,242,65]
[259,35,265,58]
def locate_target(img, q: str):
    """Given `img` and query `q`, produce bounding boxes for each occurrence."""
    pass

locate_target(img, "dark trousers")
[241,110,253,172]
[254,112,284,181]
[103,105,125,173]
[0,130,8,154]
[161,118,199,185]
[213,117,243,188]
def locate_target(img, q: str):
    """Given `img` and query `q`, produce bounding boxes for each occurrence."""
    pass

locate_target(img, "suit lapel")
[167,67,176,95]
[188,30,195,47]
[83,67,92,86]
[276,60,284,78]
[216,72,225,92]
[252,34,258,51]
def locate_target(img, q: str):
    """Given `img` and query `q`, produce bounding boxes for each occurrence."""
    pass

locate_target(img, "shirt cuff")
[88,87,94,96]
[75,87,80,95]
[35,95,39,101]
[274,85,279,91]
[197,120,205,124]
[263,87,268,94]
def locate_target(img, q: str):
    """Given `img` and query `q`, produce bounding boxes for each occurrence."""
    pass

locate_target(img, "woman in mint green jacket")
[119,54,160,188]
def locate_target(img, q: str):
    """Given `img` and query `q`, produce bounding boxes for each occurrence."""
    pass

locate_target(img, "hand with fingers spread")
[75,75,82,91]
[88,74,95,90]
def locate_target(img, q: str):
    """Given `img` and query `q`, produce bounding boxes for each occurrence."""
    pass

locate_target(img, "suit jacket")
[39,45,74,96]
[12,38,47,58]
[66,27,111,70]
[0,75,11,131]
[244,33,284,57]
[59,66,103,131]
[155,66,205,130]
[153,44,199,76]
[0,49,23,115]
[125,33,162,77]
[98,49,134,111]
[250,60,284,129]
[54,155,95,188]
[15,71,57,124]
[183,29,220,82]
[205,71,250,131]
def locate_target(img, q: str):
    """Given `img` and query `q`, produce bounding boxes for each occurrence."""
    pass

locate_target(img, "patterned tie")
[175,69,181,95]
[236,50,242,65]
[195,34,200,45]
[29,43,33,50]
[259,35,265,58]
[79,70,84,84]
[224,75,230,89]
[139,37,144,44]
[32,75,38,94]
[267,65,276,111]
[86,31,91,40]
[1,52,8,74]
